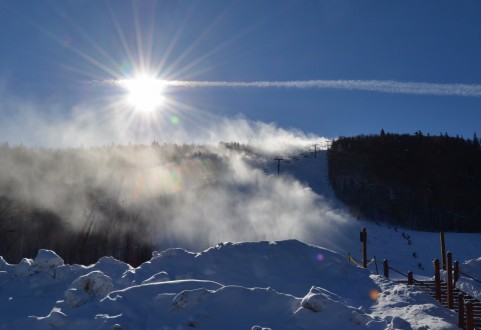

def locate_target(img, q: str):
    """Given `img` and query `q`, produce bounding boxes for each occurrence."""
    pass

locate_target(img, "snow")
[34,249,65,270]
[65,271,114,307]
[0,240,468,329]
[1,146,481,329]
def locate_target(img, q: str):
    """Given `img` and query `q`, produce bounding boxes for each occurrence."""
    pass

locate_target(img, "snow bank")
[371,276,458,330]
[0,240,464,329]
[65,271,113,307]
[456,257,481,300]
[144,239,376,302]
[12,250,64,277]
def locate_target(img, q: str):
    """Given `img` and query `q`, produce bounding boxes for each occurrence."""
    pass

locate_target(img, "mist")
[0,88,356,264]
[0,137,356,261]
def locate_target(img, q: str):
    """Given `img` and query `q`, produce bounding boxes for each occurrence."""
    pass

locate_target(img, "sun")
[124,76,166,113]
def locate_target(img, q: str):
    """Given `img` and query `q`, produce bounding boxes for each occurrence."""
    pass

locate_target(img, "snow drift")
[0,241,461,329]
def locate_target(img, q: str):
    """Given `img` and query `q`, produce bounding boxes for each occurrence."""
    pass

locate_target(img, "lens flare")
[170,116,180,125]
[316,253,324,261]
[119,62,132,76]
[125,158,215,200]
[369,289,380,301]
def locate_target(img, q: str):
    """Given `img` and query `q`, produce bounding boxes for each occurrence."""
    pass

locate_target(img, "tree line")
[328,131,481,232]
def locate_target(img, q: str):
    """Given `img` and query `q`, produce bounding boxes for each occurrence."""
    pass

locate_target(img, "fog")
[0,89,355,263]
[0,83,321,150]
[0,139,356,257]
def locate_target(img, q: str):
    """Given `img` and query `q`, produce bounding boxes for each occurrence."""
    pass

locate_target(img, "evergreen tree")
[473,132,480,148]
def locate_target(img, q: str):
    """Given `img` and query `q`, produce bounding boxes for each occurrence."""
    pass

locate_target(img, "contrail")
[96,79,481,97]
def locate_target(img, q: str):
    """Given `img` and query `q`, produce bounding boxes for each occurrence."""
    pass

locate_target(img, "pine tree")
[473,132,480,148]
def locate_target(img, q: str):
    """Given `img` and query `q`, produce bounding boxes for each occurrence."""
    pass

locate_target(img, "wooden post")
[454,261,459,285]
[383,260,389,278]
[434,259,441,302]
[458,293,465,329]
[407,271,413,285]
[440,231,446,270]
[447,251,453,309]
[466,302,474,330]
[361,228,367,268]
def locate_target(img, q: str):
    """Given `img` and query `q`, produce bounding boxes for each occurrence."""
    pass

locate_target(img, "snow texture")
[0,239,468,329]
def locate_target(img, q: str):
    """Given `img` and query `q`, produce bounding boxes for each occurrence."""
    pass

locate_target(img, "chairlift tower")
[274,157,283,176]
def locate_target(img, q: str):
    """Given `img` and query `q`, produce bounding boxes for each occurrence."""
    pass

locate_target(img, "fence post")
[466,302,474,330]
[361,227,367,268]
[440,231,446,270]
[447,251,453,309]
[407,271,413,285]
[458,293,465,329]
[383,260,389,278]
[434,258,441,302]
[454,261,459,285]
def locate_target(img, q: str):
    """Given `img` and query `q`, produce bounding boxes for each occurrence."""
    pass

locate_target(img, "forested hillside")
[328,131,481,232]
[0,143,226,266]
[0,140,328,266]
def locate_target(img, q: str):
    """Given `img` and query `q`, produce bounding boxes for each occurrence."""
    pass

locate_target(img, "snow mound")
[145,239,370,300]
[14,258,35,276]
[455,257,481,300]
[300,286,342,312]
[34,249,64,270]
[141,271,169,284]
[78,256,135,287]
[65,270,114,307]
[12,250,64,277]
[0,240,466,329]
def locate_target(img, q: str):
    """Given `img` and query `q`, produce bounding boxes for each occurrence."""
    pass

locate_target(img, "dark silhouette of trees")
[0,143,221,266]
[328,132,481,232]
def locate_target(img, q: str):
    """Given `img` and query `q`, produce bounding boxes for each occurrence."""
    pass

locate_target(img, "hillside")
[2,138,481,328]
[328,132,481,232]
[0,139,340,266]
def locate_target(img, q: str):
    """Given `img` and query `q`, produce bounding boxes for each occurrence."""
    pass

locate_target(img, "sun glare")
[124,76,166,113]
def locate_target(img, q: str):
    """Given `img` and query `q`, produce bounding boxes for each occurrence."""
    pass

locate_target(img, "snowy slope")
[279,146,481,280]
[1,143,481,329]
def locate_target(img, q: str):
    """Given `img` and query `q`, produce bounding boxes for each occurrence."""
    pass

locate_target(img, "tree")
[473,132,480,148]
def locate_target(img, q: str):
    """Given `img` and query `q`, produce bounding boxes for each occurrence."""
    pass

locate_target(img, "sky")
[1,0,481,147]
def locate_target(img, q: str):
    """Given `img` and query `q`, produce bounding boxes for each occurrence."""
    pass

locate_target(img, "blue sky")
[1,0,481,146]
